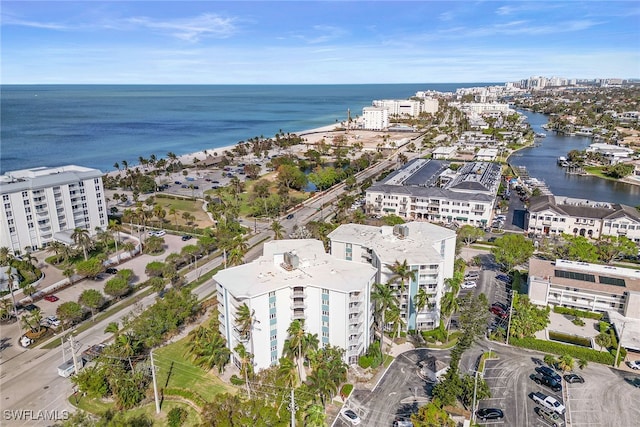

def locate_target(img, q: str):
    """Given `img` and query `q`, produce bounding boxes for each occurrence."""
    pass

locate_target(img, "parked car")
[535,406,564,427]
[625,377,640,388]
[20,335,33,348]
[535,366,562,382]
[149,230,166,237]
[476,408,504,421]
[461,281,477,289]
[627,360,640,370]
[44,316,61,327]
[490,305,508,319]
[496,274,512,283]
[530,372,562,392]
[23,304,40,312]
[44,295,59,302]
[286,213,294,220]
[340,409,361,425]
[105,267,118,274]
[174,181,181,184]
[563,373,584,384]
[492,302,508,311]
[82,344,106,362]
[181,234,192,241]
[464,271,480,280]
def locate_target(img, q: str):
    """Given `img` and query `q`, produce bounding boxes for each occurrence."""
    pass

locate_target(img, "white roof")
[328,222,455,266]
[213,239,377,299]
[0,165,102,192]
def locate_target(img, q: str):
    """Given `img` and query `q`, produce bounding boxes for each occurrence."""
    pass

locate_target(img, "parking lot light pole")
[505,290,515,345]
[471,369,480,423]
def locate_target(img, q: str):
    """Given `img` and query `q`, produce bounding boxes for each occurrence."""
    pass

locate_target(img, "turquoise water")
[1,83,496,173]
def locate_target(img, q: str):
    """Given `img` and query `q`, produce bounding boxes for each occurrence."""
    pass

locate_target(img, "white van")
[57,359,84,378]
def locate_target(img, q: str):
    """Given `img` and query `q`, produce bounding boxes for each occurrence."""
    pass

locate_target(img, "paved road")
[0,141,421,426]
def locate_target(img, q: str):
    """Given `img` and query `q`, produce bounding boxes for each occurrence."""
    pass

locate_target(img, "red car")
[490,305,508,318]
[44,295,59,302]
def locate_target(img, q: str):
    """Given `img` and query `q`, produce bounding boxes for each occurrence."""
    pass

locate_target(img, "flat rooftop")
[0,165,103,192]
[328,222,455,266]
[529,258,640,295]
[213,239,377,298]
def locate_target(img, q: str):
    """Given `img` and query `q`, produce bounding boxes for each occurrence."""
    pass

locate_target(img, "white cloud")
[125,13,238,42]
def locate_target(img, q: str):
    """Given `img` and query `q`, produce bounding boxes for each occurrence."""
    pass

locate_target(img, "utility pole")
[505,290,515,344]
[614,322,626,367]
[150,350,161,414]
[61,336,66,363]
[69,335,80,376]
[289,388,296,427]
[471,370,480,424]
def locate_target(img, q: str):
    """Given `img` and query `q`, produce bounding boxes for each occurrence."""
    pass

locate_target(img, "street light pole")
[505,290,515,344]
[471,369,480,423]
[614,321,626,367]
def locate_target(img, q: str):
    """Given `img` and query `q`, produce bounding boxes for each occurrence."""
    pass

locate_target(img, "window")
[322,288,329,295]
[269,291,275,297]
[322,331,329,338]
[269,312,276,319]
[322,310,329,316]
[270,345,277,352]
[269,301,276,309]
[270,334,277,341]
[2,195,8,201]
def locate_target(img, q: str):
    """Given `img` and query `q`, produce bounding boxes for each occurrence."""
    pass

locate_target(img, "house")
[475,148,499,162]
[432,147,457,159]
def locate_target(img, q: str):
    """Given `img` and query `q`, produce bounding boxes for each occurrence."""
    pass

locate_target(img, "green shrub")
[572,317,585,327]
[553,306,603,320]
[509,336,614,365]
[422,325,447,343]
[163,387,207,408]
[548,331,591,347]
[340,384,353,398]
[167,407,188,427]
[598,321,610,334]
[358,356,373,369]
[230,375,244,386]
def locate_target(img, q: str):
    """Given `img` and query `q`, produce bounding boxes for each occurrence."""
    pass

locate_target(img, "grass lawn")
[70,395,201,426]
[154,336,235,403]
[583,166,615,180]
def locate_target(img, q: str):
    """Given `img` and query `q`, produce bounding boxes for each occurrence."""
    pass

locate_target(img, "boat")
[535,132,547,138]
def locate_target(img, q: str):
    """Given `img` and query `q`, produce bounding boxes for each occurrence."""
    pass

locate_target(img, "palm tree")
[304,403,326,427]
[122,242,135,259]
[277,357,298,388]
[386,304,404,338]
[235,303,259,354]
[71,227,92,261]
[270,220,284,240]
[388,259,416,294]
[284,319,307,382]
[371,282,397,353]
[108,220,122,263]
[414,287,430,313]
[440,291,459,339]
[234,343,253,398]
[63,266,75,285]
[558,354,574,372]
[306,366,338,406]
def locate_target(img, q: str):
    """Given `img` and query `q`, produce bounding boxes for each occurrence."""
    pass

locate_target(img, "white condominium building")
[366,159,501,227]
[372,99,424,117]
[0,165,107,252]
[213,239,378,370]
[526,195,640,243]
[362,106,389,130]
[328,222,456,331]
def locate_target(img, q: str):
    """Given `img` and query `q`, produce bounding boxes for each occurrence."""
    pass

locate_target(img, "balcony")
[290,299,306,310]
[292,310,306,321]
[290,290,306,299]
[348,303,361,314]
[233,327,250,343]
[348,332,363,343]
[349,293,362,302]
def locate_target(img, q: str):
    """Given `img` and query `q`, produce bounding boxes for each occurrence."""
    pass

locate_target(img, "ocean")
[0,83,497,174]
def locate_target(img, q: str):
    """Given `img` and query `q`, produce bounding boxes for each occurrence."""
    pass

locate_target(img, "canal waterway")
[508,110,639,206]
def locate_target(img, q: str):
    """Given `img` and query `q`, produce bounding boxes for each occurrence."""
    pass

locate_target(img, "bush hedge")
[548,331,591,347]
[163,387,208,408]
[509,336,614,365]
[553,306,603,320]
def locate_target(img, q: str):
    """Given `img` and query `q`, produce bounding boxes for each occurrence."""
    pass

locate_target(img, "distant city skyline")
[2,1,639,84]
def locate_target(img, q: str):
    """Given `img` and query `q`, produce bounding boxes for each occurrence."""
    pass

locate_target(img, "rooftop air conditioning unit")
[283,251,300,269]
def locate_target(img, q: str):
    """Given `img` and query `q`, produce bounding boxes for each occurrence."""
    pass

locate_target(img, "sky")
[2,1,639,84]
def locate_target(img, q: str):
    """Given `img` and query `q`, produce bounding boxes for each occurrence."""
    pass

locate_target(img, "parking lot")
[477,346,640,427]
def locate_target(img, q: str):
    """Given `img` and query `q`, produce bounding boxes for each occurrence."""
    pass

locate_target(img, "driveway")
[346,348,450,427]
